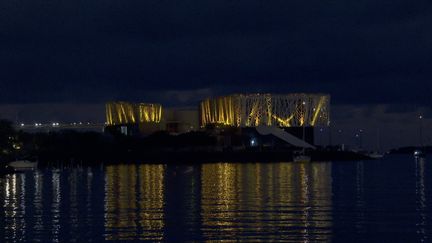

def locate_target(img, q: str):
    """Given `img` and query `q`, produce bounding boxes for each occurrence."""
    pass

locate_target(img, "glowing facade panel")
[200,93,330,127]
[106,102,162,125]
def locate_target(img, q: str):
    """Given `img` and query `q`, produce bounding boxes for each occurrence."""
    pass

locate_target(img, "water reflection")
[0,158,431,241]
[3,174,25,242]
[0,168,106,242]
[33,170,44,242]
[415,158,427,241]
[104,164,165,241]
[355,161,365,233]
[200,163,333,241]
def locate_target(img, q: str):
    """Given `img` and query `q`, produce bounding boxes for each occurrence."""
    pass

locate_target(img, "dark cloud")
[1,0,431,105]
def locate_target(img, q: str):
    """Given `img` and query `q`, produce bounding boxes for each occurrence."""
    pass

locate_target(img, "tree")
[0,119,16,155]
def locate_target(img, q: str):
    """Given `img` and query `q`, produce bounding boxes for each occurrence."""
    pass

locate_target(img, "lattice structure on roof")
[106,101,162,125]
[200,93,330,127]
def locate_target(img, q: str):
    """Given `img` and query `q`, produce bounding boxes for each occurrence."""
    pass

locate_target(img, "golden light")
[200,93,330,127]
[106,102,162,125]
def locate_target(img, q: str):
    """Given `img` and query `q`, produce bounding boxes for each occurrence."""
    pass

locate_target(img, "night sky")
[1,0,432,149]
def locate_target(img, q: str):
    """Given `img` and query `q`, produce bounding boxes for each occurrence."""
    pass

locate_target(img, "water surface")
[1,155,431,242]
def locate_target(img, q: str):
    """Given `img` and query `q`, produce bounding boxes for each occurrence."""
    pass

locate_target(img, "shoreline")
[34,150,372,166]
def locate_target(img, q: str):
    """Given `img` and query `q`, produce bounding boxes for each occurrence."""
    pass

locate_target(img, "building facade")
[199,93,330,128]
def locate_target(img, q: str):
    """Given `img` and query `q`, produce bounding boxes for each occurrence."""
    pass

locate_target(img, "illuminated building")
[105,101,162,126]
[163,108,200,134]
[200,93,330,128]
[105,101,163,135]
[105,101,200,135]
[104,93,330,144]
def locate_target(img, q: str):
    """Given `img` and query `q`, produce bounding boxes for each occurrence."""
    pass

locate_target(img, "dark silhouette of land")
[0,119,376,169]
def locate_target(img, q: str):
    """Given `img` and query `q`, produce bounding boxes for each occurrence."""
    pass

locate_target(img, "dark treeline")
[26,130,219,164]
[0,119,221,166]
[0,119,23,163]
[1,119,374,166]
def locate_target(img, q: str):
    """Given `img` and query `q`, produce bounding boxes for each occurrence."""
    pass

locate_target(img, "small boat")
[367,152,384,159]
[8,160,38,171]
[292,118,312,163]
[415,116,426,158]
[293,154,311,163]
[182,166,194,174]
[414,149,425,158]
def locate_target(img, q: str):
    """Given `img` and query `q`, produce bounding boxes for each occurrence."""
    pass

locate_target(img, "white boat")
[369,128,384,159]
[293,154,311,163]
[292,111,312,163]
[8,160,38,171]
[414,149,425,158]
[415,116,426,158]
[368,152,384,159]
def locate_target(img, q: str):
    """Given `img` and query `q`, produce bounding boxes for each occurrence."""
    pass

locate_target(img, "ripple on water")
[0,157,431,242]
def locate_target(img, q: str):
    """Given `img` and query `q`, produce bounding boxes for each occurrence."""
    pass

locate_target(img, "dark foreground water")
[1,155,431,242]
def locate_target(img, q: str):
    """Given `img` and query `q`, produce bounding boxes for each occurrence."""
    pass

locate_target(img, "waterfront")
[0,155,431,242]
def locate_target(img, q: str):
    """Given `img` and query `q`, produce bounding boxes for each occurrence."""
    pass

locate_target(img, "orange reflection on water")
[200,162,333,242]
[104,164,165,241]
